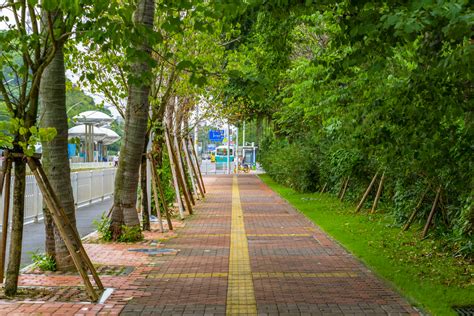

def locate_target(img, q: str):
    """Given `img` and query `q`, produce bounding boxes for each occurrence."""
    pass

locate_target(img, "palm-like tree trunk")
[39,45,78,271]
[110,0,155,239]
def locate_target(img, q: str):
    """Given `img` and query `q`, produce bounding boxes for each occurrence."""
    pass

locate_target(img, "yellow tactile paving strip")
[247,233,312,237]
[146,272,359,279]
[146,272,228,279]
[252,272,359,278]
[182,233,313,238]
[226,176,257,315]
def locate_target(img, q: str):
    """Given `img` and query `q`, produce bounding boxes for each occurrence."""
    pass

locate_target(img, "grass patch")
[259,174,473,316]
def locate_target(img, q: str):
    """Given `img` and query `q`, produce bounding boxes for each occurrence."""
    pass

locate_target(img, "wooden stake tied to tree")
[370,172,385,214]
[21,155,103,301]
[165,126,193,215]
[340,177,350,201]
[188,137,206,194]
[355,172,379,213]
[403,185,430,231]
[147,153,173,231]
[422,186,442,239]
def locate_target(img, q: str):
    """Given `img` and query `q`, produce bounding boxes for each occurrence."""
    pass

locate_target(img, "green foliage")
[29,251,56,272]
[260,137,319,193]
[93,213,112,242]
[93,213,143,242]
[159,152,176,207]
[261,174,474,315]
[117,225,143,243]
[224,1,473,249]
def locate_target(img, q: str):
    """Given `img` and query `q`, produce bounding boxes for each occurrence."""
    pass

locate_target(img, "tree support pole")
[148,154,173,230]
[165,127,193,215]
[174,134,195,205]
[403,185,430,231]
[340,177,350,201]
[183,138,203,199]
[189,138,205,193]
[164,126,185,219]
[337,177,346,199]
[320,182,327,193]
[422,186,441,238]
[355,172,379,213]
[147,155,164,233]
[370,172,385,214]
[27,156,102,301]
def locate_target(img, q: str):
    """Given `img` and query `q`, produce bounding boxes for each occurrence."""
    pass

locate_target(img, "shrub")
[93,213,112,242]
[117,225,144,242]
[30,251,56,271]
[260,137,319,192]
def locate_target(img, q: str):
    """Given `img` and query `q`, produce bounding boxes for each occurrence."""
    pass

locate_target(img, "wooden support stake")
[337,177,346,198]
[165,127,193,215]
[355,172,379,213]
[174,135,195,206]
[340,177,350,201]
[0,157,7,194]
[33,158,103,292]
[370,172,385,214]
[189,138,206,194]
[422,186,441,238]
[182,139,201,200]
[403,185,429,231]
[147,154,164,233]
[28,157,103,300]
[183,138,204,199]
[320,182,327,193]
[32,158,104,285]
[164,127,185,219]
[0,155,12,282]
[150,157,173,230]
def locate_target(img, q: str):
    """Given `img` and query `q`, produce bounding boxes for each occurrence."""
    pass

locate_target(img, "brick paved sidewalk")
[0,175,419,315]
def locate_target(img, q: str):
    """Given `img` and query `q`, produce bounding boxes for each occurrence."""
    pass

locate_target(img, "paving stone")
[0,175,420,315]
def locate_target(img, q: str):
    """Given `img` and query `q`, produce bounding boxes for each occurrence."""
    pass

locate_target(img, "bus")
[214,145,234,169]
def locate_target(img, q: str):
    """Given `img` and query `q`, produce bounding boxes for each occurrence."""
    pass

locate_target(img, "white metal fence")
[200,161,231,175]
[70,162,114,170]
[0,168,116,227]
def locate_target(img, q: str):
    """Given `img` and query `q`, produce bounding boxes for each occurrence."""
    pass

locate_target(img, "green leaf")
[42,0,59,11]
[176,60,194,70]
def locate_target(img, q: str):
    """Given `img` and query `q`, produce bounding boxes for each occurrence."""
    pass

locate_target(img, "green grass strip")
[259,174,473,315]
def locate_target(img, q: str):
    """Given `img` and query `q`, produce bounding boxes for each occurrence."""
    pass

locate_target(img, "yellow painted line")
[226,176,257,315]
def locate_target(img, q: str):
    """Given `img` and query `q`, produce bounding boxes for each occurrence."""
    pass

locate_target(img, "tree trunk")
[141,136,150,231]
[40,45,78,271]
[4,158,26,295]
[110,0,155,240]
[43,208,55,258]
[151,121,164,217]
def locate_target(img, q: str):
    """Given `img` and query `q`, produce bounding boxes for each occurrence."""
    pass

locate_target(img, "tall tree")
[40,40,78,271]
[109,0,156,239]
[0,0,81,295]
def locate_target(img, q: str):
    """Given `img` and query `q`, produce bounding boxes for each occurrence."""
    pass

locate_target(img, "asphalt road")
[4,198,113,268]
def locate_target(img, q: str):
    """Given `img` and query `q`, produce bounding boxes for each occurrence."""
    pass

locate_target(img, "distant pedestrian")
[113,155,119,167]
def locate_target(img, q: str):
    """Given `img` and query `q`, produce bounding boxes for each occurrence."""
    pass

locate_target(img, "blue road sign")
[207,144,216,151]
[209,130,225,142]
